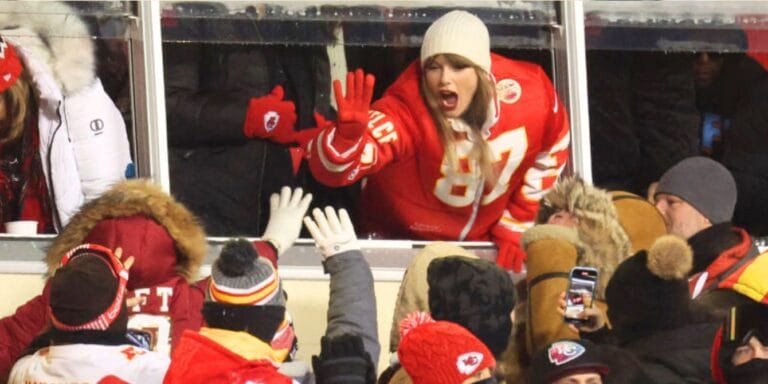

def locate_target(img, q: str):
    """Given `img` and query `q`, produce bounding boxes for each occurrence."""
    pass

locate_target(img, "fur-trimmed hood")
[535,176,631,297]
[46,179,207,286]
[0,1,95,94]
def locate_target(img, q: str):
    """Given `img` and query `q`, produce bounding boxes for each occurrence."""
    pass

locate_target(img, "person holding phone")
[301,10,570,272]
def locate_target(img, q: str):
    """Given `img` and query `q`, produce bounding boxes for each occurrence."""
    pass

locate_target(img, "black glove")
[312,333,376,384]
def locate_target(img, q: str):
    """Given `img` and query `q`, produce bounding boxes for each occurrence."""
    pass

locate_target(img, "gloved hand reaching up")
[243,85,298,143]
[261,186,313,256]
[333,69,376,140]
[312,333,376,384]
[303,207,358,259]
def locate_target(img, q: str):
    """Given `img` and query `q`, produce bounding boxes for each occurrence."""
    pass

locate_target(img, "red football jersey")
[308,53,570,242]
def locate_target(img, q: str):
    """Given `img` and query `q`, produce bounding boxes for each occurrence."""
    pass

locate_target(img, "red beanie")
[398,315,495,384]
[0,36,22,93]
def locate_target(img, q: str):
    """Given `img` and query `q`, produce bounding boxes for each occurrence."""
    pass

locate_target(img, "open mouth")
[439,90,458,111]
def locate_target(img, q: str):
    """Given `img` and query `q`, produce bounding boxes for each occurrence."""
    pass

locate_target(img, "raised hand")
[261,186,313,255]
[303,207,359,259]
[333,69,375,140]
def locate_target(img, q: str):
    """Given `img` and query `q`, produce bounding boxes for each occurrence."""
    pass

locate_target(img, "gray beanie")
[655,157,737,224]
[207,239,286,306]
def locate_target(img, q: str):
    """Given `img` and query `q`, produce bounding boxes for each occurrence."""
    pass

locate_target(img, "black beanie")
[50,250,128,334]
[606,235,694,345]
[427,256,515,357]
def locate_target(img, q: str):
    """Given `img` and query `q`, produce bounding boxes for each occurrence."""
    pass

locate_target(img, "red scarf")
[0,111,53,233]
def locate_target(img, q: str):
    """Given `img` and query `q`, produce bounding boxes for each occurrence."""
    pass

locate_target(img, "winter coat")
[623,322,719,384]
[388,242,478,352]
[8,343,170,384]
[162,15,346,237]
[588,49,700,194]
[688,223,768,318]
[163,329,293,384]
[709,56,768,237]
[0,1,132,230]
[0,179,207,381]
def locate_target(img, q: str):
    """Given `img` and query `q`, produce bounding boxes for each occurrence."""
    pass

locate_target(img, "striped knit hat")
[206,239,296,360]
[208,239,285,306]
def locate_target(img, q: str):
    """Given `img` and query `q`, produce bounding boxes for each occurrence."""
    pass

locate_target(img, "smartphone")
[564,266,599,324]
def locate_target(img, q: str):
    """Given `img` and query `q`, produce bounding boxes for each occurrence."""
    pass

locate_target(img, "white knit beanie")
[421,10,491,74]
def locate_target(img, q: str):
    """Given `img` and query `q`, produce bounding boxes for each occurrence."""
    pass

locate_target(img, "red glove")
[243,85,297,143]
[493,231,527,273]
[333,69,375,140]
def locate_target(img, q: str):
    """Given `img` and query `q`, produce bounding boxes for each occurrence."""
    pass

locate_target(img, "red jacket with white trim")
[308,53,569,242]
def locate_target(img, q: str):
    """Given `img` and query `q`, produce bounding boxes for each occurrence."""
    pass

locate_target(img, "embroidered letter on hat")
[548,341,586,366]
[264,111,280,133]
[457,352,484,374]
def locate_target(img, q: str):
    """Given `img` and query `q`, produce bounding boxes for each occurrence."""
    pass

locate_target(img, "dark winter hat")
[529,339,609,384]
[208,238,285,306]
[427,256,515,357]
[0,35,23,93]
[49,244,128,333]
[655,156,737,224]
[605,235,694,344]
[712,303,768,383]
[398,314,496,384]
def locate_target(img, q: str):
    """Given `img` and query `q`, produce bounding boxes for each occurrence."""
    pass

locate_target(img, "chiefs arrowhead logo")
[548,341,585,366]
[264,111,280,132]
[456,352,484,375]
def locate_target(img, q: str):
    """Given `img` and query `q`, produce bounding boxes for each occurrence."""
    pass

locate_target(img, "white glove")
[303,207,359,259]
[262,186,313,255]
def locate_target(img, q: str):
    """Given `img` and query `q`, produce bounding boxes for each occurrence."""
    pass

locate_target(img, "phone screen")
[564,267,598,324]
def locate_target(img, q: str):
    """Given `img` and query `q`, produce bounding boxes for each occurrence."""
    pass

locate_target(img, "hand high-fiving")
[261,186,313,256]
[333,69,376,140]
[303,207,359,259]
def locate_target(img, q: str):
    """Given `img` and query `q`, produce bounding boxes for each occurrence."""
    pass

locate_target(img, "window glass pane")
[159,1,565,240]
[585,1,768,237]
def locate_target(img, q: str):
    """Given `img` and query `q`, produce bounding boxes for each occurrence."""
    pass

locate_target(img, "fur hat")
[656,156,737,224]
[605,235,694,344]
[535,176,631,298]
[610,191,667,254]
[49,244,128,333]
[529,339,609,384]
[427,256,515,357]
[0,36,22,92]
[398,314,496,384]
[420,10,491,74]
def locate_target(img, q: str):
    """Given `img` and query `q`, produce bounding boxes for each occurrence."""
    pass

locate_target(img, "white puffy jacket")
[0,2,132,230]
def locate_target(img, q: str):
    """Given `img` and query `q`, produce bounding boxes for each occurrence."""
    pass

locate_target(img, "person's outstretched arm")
[306,69,417,187]
[303,207,379,367]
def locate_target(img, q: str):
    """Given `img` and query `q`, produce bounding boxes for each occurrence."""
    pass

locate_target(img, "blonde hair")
[0,74,31,146]
[420,54,497,185]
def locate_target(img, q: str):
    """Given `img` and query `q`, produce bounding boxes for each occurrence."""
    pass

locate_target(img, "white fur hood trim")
[0,1,95,95]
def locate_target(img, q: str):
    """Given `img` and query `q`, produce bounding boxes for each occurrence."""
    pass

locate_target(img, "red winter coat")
[0,180,208,381]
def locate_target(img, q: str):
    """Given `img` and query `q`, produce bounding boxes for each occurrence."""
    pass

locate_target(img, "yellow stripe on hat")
[209,275,280,305]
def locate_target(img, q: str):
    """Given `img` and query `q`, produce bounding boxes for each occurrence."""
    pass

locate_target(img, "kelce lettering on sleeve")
[434,127,528,207]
